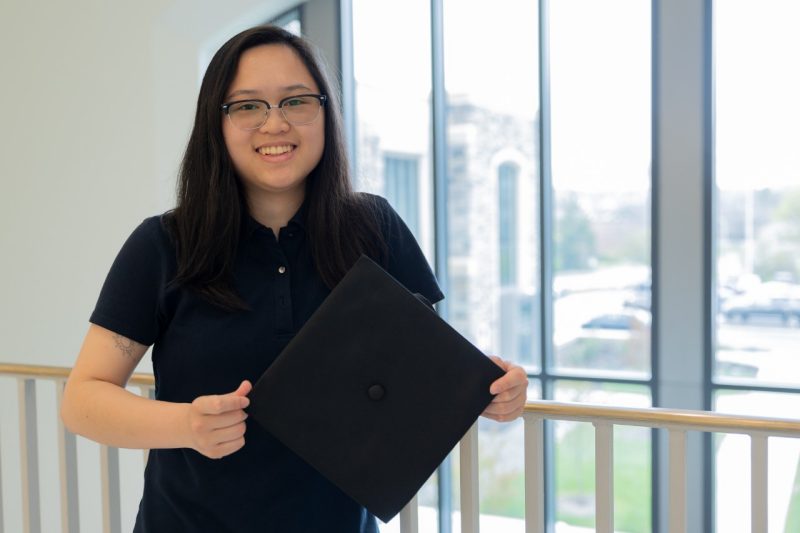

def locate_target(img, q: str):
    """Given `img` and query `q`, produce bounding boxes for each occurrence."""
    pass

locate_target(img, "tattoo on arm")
[112,334,142,359]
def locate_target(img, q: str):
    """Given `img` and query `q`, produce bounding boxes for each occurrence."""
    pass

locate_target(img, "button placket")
[273,248,293,332]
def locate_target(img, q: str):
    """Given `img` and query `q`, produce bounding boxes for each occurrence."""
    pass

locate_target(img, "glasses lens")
[281,96,322,125]
[228,100,268,130]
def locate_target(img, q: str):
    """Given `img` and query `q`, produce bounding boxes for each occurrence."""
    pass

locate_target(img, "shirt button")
[278,266,286,274]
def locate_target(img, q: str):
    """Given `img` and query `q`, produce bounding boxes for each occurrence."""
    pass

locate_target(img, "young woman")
[61,25,528,532]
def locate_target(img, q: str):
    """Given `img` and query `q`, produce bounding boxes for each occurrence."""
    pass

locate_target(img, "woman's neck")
[247,188,305,237]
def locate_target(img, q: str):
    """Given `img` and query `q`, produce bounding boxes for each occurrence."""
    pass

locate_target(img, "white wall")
[0,1,306,530]
[0,0,302,370]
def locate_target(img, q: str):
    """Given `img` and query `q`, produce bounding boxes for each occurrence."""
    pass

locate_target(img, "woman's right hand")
[186,380,252,459]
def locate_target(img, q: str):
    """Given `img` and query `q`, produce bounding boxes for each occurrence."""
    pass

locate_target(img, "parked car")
[581,310,651,331]
[722,296,800,324]
[721,282,800,325]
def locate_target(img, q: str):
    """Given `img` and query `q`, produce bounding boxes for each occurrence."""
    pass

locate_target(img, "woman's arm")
[61,324,251,458]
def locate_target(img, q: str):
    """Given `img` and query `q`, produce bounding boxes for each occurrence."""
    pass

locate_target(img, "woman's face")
[222,44,325,203]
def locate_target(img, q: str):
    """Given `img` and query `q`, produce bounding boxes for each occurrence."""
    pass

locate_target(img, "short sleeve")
[372,195,444,305]
[89,217,171,346]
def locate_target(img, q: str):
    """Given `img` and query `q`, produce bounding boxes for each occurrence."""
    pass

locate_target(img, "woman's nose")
[258,107,290,134]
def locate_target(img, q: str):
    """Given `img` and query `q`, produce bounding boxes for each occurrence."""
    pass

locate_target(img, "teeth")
[257,145,293,156]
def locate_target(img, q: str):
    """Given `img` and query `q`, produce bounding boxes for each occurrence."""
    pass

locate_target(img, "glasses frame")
[221,93,327,130]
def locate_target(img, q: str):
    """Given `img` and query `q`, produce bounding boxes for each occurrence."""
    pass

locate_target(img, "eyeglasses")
[221,94,327,130]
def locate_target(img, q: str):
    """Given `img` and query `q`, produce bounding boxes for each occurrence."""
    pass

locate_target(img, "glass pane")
[441,2,539,528]
[353,0,434,258]
[549,0,652,378]
[554,381,652,533]
[270,8,301,35]
[352,4,438,531]
[714,1,800,387]
[443,0,541,373]
[714,390,800,533]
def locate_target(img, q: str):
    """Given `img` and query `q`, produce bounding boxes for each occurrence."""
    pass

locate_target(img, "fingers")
[490,385,526,405]
[210,418,248,445]
[187,381,252,459]
[195,408,248,431]
[489,365,528,395]
[484,356,529,423]
[213,436,247,459]
[482,388,527,422]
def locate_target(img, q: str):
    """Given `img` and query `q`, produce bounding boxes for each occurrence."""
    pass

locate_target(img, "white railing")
[432,401,800,533]
[0,363,154,533]
[2,364,800,533]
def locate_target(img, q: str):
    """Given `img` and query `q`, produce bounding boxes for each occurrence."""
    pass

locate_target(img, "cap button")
[367,384,385,401]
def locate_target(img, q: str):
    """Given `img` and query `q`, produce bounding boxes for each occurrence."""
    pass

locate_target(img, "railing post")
[460,422,480,533]
[56,381,80,533]
[594,422,614,533]
[100,445,121,533]
[0,407,4,533]
[18,378,41,533]
[399,494,418,533]
[668,429,687,533]
[750,433,768,533]
[524,415,545,533]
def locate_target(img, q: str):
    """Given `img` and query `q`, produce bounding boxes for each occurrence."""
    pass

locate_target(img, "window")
[547,2,652,531]
[271,7,302,35]
[499,163,519,287]
[443,0,540,528]
[352,2,436,529]
[350,0,652,530]
[352,0,433,262]
[384,155,421,238]
[550,0,652,380]
[713,2,800,530]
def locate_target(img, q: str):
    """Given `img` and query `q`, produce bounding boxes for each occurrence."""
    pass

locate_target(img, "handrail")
[524,400,800,437]
[0,363,154,387]
[2,363,798,434]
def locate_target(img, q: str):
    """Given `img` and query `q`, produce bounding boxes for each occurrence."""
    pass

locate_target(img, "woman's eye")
[231,102,262,112]
[284,98,306,107]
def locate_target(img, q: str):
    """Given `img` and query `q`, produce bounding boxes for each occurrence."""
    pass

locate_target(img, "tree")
[555,193,597,272]
[774,189,800,242]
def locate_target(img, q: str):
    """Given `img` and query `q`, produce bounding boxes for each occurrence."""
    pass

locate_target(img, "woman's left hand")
[482,356,529,422]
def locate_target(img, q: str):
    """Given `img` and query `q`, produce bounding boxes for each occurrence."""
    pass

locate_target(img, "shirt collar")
[242,200,307,238]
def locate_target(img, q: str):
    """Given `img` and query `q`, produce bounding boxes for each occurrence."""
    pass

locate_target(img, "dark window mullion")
[538,1,556,531]
[430,1,451,532]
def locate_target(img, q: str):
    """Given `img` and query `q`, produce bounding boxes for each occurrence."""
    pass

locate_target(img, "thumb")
[488,354,509,370]
[230,380,252,409]
[232,380,253,397]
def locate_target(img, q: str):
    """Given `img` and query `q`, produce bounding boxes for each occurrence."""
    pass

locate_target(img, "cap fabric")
[248,255,504,522]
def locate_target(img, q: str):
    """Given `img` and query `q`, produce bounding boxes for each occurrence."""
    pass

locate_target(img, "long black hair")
[166,25,386,310]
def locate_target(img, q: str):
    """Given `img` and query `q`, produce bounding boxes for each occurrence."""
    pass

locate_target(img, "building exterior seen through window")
[383,155,421,238]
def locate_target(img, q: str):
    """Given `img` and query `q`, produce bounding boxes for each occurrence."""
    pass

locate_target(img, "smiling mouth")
[257,145,295,156]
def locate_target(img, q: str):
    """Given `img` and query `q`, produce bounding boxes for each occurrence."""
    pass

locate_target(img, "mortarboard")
[248,255,505,522]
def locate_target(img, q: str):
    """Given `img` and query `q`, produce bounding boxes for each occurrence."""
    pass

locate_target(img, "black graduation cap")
[248,255,504,522]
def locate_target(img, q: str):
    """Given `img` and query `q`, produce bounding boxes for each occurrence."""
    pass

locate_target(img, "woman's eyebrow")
[226,84,314,100]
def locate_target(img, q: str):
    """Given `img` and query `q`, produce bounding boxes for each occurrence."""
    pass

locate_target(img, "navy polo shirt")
[90,194,443,533]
